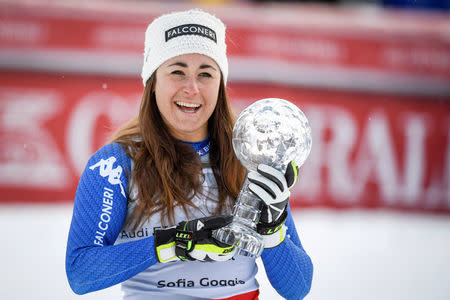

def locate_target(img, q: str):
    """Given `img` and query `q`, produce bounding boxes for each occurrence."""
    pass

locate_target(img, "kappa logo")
[89,157,126,197]
[165,24,217,43]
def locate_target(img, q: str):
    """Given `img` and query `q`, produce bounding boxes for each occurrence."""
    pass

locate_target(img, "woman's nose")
[183,77,199,96]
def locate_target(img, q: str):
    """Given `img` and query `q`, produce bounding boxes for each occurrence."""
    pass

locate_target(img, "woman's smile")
[175,101,202,113]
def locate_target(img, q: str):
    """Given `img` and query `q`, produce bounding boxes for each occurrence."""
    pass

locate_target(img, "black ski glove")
[247,161,299,248]
[154,215,235,262]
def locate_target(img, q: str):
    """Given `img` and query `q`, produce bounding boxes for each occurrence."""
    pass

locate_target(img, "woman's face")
[155,53,221,142]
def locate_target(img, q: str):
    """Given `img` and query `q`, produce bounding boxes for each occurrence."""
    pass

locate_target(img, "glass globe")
[232,98,312,172]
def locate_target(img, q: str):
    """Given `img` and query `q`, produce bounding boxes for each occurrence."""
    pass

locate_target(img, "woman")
[65,9,313,300]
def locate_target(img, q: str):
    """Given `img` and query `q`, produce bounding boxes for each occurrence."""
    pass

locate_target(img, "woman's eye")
[199,72,212,78]
[171,70,184,75]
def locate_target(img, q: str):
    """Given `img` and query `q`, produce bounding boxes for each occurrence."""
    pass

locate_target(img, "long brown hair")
[111,73,246,229]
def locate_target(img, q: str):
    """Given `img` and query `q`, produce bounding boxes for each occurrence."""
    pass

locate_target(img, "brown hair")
[111,73,246,229]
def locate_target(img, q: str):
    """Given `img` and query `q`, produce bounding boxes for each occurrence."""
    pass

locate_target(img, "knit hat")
[141,9,228,86]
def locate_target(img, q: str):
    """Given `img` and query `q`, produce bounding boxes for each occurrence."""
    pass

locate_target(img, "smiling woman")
[65,8,313,300]
[155,54,221,141]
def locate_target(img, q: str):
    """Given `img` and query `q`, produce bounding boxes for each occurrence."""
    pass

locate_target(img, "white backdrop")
[1,204,449,300]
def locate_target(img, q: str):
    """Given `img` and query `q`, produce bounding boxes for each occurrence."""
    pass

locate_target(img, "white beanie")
[141,9,228,86]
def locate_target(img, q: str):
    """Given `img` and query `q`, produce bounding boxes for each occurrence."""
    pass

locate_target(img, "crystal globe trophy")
[213,98,312,258]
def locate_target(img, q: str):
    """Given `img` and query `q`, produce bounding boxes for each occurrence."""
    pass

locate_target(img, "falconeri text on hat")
[141,9,228,86]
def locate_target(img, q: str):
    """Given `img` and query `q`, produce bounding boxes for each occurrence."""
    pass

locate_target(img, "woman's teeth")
[176,101,201,113]
[176,101,200,108]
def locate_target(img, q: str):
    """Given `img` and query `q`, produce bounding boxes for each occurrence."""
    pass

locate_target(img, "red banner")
[2,10,448,79]
[1,2,449,94]
[1,71,449,213]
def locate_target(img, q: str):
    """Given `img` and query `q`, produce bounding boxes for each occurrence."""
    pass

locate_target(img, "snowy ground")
[1,204,449,300]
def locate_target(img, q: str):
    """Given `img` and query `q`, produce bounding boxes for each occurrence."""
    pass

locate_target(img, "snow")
[1,204,449,299]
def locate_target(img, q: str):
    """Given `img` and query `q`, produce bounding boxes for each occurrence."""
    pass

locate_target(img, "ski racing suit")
[65,139,313,299]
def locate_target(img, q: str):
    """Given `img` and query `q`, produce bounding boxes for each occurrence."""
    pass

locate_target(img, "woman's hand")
[154,215,235,262]
[247,161,299,248]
